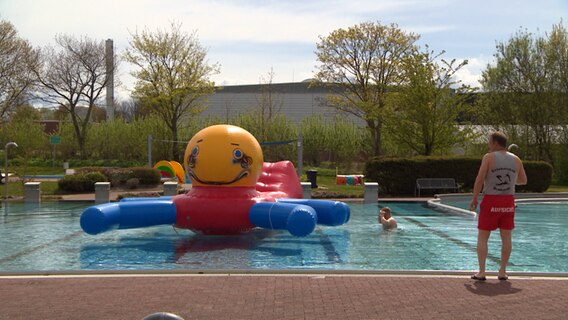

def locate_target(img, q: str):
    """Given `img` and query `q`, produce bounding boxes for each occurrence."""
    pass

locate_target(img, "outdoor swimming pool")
[1,200,567,273]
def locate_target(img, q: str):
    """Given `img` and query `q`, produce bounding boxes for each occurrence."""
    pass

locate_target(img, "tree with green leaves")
[0,104,47,159]
[0,19,39,121]
[314,21,419,156]
[124,22,219,160]
[385,49,476,155]
[480,21,568,163]
[34,35,115,158]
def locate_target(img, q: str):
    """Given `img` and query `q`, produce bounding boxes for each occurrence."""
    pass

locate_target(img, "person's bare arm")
[389,218,397,228]
[516,157,527,186]
[381,218,393,228]
[470,153,491,211]
[379,213,387,225]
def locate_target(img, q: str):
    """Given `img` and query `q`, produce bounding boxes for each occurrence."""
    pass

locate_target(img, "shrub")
[552,144,568,184]
[517,161,554,193]
[364,156,553,196]
[300,115,369,166]
[74,166,160,186]
[126,178,140,189]
[130,167,161,185]
[83,172,108,190]
[231,113,297,163]
[58,175,86,192]
[58,172,107,192]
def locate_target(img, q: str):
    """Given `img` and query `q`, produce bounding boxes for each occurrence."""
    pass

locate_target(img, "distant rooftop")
[215,81,334,94]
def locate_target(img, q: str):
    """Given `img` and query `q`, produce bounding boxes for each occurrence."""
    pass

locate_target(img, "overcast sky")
[1,0,566,100]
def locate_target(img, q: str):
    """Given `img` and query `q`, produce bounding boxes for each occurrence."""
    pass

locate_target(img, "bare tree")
[33,35,116,158]
[0,19,39,120]
[255,68,283,141]
[116,98,142,122]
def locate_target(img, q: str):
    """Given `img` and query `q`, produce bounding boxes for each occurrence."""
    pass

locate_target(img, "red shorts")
[478,195,515,230]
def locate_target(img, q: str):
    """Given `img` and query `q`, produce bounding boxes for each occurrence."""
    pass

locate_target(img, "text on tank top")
[484,151,518,195]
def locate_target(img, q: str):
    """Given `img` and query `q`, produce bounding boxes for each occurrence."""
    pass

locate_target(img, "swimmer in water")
[379,207,397,230]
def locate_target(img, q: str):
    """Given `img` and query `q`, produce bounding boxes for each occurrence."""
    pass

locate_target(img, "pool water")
[1,201,567,273]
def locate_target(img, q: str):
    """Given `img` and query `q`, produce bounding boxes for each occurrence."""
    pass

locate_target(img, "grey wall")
[201,82,363,125]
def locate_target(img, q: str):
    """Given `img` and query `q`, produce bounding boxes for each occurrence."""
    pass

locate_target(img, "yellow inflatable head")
[184,125,263,187]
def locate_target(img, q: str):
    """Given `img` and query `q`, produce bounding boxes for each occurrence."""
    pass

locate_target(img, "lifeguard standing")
[469,131,527,281]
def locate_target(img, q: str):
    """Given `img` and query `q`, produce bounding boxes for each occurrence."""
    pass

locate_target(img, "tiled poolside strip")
[1,273,567,320]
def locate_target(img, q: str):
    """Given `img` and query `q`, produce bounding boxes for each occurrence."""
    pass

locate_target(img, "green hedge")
[58,172,108,192]
[517,161,554,193]
[130,167,162,185]
[364,156,553,196]
[74,166,161,187]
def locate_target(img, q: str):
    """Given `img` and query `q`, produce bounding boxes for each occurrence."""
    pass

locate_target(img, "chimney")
[105,39,114,121]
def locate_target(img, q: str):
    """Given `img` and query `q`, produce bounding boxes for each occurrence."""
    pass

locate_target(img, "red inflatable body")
[173,161,302,235]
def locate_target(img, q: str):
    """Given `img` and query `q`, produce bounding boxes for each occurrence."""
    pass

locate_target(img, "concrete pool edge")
[436,192,568,202]
[2,269,568,280]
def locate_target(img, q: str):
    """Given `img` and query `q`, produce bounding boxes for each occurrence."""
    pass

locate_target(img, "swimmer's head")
[380,207,392,219]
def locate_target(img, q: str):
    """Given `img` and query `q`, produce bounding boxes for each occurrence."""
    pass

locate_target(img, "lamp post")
[4,142,18,200]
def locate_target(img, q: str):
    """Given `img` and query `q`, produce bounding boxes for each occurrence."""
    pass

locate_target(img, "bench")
[415,178,459,197]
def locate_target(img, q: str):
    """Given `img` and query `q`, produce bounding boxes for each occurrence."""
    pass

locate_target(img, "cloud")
[3,0,455,46]
[452,57,488,88]
[1,0,564,95]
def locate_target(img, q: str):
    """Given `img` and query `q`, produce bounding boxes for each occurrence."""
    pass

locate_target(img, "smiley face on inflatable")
[184,125,263,187]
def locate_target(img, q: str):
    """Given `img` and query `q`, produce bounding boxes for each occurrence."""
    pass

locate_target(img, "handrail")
[426,198,476,217]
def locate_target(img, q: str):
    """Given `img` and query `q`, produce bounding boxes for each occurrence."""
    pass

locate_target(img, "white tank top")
[484,151,518,195]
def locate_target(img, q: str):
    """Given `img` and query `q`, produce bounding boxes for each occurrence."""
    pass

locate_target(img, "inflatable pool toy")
[80,125,350,237]
[81,125,349,237]
[336,175,364,186]
[154,160,187,183]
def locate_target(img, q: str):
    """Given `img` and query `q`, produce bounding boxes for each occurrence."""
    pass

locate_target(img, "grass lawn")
[2,180,60,198]
[302,167,364,198]
[311,175,364,198]
[546,185,568,192]
[2,166,63,198]
[9,165,66,176]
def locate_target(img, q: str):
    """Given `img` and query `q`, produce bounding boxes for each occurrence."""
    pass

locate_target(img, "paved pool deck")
[1,272,567,320]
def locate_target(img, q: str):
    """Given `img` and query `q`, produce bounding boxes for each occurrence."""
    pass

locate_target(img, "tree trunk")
[424,143,433,156]
[69,112,87,159]
[78,134,86,160]
[171,120,179,161]
[367,120,382,156]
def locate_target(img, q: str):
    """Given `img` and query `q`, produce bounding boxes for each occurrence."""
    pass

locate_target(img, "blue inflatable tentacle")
[249,202,317,237]
[276,198,350,226]
[80,199,177,235]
